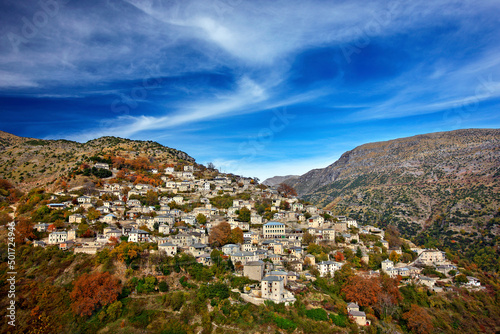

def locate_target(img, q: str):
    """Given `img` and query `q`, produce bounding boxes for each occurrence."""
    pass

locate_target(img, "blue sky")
[1,0,499,180]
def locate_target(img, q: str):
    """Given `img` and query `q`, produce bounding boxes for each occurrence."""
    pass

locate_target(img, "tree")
[334,251,345,262]
[277,183,297,198]
[342,276,381,307]
[209,222,231,247]
[159,281,169,292]
[196,213,207,225]
[144,190,159,206]
[70,272,121,317]
[376,274,402,318]
[211,249,223,267]
[402,304,433,334]
[302,231,316,245]
[111,242,142,265]
[227,258,235,272]
[82,228,95,238]
[237,207,251,222]
[389,250,401,263]
[106,301,122,321]
[229,227,244,244]
[453,274,468,284]
[87,207,101,221]
[385,225,402,248]
[15,217,35,244]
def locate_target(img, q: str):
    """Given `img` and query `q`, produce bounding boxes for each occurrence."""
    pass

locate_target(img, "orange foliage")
[116,169,128,180]
[108,236,119,246]
[15,217,36,244]
[111,156,126,169]
[127,157,151,171]
[402,304,433,334]
[132,174,162,187]
[209,222,232,247]
[335,251,345,262]
[70,272,121,317]
[342,276,381,307]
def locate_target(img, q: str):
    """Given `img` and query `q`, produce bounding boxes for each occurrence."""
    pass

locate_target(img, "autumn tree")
[70,272,121,317]
[144,190,159,206]
[402,304,433,334]
[302,231,316,245]
[376,274,402,318]
[15,217,36,244]
[277,183,297,198]
[87,207,101,221]
[334,251,345,262]
[82,228,95,238]
[385,225,402,248]
[229,227,244,244]
[342,276,381,307]
[209,222,231,247]
[111,242,142,265]
[389,250,401,263]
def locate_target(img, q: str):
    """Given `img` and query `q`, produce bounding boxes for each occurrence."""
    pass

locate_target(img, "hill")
[262,174,299,187]
[0,131,195,191]
[282,129,500,236]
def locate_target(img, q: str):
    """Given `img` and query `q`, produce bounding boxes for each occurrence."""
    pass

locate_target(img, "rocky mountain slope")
[283,129,500,235]
[0,131,195,191]
[262,174,299,187]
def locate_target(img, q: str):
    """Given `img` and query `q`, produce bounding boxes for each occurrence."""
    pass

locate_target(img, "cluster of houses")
[31,162,482,318]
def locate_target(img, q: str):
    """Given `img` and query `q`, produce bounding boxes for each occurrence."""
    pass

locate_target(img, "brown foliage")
[302,231,316,245]
[229,227,244,244]
[15,217,35,244]
[277,183,297,197]
[342,274,402,315]
[376,275,402,317]
[385,225,402,248]
[82,229,95,238]
[209,222,231,247]
[342,275,381,307]
[0,211,11,225]
[0,178,14,190]
[402,304,433,334]
[70,272,121,317]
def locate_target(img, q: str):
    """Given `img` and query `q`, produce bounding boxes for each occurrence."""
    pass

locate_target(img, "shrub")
[274,316,297,332]
[159,281,169,292]
[305,308,328,321]
[330,313,348,327]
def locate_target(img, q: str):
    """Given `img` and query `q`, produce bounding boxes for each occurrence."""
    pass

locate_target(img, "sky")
[0,0,499,181]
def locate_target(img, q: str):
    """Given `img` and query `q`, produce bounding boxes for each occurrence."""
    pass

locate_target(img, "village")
[32,162,483,328]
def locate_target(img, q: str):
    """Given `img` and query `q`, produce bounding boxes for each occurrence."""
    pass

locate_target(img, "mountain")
[284,128,500,236]
[262,174,300,187]
[0,131,195,190]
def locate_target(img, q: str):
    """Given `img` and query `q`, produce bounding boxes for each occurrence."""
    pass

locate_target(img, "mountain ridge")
[0,131,196,191]
[262,174,300,187]
[276,128,500,236]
